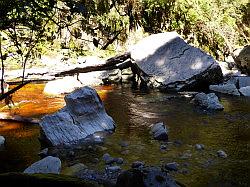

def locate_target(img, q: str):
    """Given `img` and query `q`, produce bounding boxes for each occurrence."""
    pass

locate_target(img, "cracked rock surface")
[40,86,115,146]
[129,32,223,91]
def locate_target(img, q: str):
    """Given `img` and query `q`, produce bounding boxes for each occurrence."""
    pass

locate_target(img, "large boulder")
[40,86,115,146]
[192,92,224,110]
[24,156,61,174]
[234,45,250,75]
[129,32,223,91]
[239,86,250,96]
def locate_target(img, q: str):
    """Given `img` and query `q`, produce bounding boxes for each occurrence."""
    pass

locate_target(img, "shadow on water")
[0,83,249,186]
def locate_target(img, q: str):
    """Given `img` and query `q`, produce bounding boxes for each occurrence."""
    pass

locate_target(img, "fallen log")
[0,112,40,124]
[0,81,31,101]
[55,52,131,77]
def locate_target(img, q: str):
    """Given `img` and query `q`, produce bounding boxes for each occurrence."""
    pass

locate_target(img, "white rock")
[40,86,115,146]
[129,32,223,91]
[23,156,61,174]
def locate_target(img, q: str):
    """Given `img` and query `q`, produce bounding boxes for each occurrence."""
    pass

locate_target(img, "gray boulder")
[40,86,115,146]
[209,83,240,96]
[234,45,250,75]
[0,135,5,149]
[23,156,61,174]
[150,122,168,141]
[239,86,250,96]
[129,32,223,91]
[192,92,224,110]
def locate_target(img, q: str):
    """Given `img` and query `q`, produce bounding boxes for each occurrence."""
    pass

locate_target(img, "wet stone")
[131,161,145,169]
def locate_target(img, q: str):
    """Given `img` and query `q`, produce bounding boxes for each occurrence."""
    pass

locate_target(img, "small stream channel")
[0,83,249,186]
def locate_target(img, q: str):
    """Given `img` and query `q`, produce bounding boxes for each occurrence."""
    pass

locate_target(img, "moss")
[0,172,103,187]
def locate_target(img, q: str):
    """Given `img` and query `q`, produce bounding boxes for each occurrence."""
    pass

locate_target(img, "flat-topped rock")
[209,83,240,96]
[24,156,61,174]
[129,32,223,91]
[40,86,115,146]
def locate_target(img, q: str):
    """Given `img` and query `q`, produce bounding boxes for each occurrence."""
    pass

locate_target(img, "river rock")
[192,92,224,110]
[0,135,5,149]
[209,83,240,96]
[234,45,250,75]
[164,162,179,171]
[150,122,168,141]
[238,76,250,88]
[116,167,178,187]
[217,150,227,158]
[239,86,250,96]
[23,156,61,174]
[40,86,116,146]
[129,32,223,91]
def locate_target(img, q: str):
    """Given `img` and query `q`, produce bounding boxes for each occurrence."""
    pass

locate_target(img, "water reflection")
[0,84,249,186]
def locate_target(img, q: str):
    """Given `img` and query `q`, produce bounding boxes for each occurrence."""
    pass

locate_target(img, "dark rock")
[39,86,116,146]
[23,156,61,174]
[0,172,100,187]
[116,167,178,187]
[119,141,129,147]
[115,158,124,165]
[234,45,250,75]
[160,144,168,150]
[150,122,168,141]
[164,162,178,171]
[103,153,115,165]
[174,140,183,147]
[191,92,224,110]
[129,32,223,91]
[116,169,144,187]
[106,166,121,173]
[131,161,144,169]
[38,148,49,157]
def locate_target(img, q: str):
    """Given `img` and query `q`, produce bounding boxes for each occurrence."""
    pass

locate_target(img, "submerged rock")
[150,122,169,141]
[40,86,115,146]
[192,92,224,110]
[209,83,240,96]
[195,144,205,151]
[129,32,223,91]
[24,156,61,174]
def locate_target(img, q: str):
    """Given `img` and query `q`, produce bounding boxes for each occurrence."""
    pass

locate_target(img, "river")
[0,83,249,186]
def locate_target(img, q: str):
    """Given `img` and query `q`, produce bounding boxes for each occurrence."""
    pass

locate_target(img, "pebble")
[195,144,205,150]
[106,166,121,173]
[164,162,178,171]
[131,161,144,169]
[217,150,227,158]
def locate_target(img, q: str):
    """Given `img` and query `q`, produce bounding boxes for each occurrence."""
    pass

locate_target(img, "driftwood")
[0,81,31,101]
[55,52,131,77]
[0,112,40,124]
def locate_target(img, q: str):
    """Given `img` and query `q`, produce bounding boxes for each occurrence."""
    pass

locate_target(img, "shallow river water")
[0,83,249,186]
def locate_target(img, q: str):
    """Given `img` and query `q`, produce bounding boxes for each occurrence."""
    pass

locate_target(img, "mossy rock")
[0,172,102,187]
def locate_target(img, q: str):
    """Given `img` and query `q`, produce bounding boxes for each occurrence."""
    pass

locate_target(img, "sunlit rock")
[40,86,115,146]
[192,92,224,110]
[129,32,223,91]
[23,156,61,174]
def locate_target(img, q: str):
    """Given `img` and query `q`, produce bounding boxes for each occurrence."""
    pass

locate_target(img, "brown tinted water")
[0,84,249,186]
